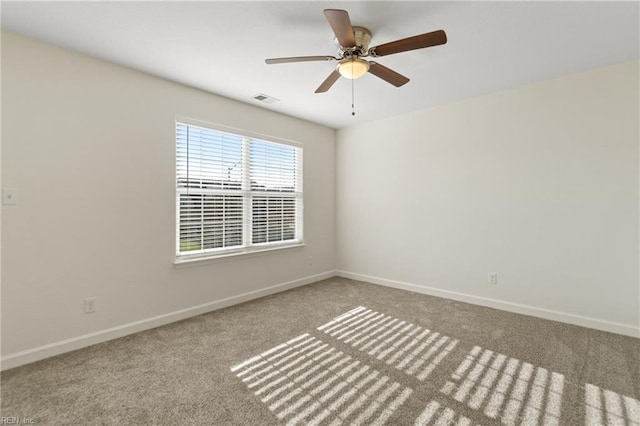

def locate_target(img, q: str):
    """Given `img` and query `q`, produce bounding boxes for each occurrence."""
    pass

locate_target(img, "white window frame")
[174,118,304,264]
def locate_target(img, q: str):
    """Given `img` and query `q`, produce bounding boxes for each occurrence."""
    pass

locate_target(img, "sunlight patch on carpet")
[584,383,640,426]
[317,306,458,382]
[414,400,474,426]
[440,345,564,426]
[231,333,413,425]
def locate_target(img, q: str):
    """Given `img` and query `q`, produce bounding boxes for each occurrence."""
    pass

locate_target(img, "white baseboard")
[1,271,336,371]
[336,270,640,338]
[4,269,637,370]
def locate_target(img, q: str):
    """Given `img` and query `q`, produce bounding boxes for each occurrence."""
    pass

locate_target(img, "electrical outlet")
[84,297,96,313]
[488,273,498,285]
[307,256,313,266]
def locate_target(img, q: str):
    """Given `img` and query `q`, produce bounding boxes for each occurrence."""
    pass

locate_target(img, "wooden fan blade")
[265,56,336,64]
[371,30,447,57]
[368,62,410,87]
[324,9,356,48]
[315,70,341,93]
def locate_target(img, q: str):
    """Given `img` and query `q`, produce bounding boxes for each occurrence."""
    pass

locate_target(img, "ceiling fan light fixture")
[337,57,369,79]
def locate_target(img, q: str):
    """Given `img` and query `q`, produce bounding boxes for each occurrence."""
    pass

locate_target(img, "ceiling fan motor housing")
[334,26,372,55]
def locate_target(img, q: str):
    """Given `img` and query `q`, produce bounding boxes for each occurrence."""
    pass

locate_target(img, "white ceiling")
[2,1,638,129]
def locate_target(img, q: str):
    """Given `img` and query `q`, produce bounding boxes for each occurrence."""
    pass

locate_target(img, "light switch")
[2,188,18,205]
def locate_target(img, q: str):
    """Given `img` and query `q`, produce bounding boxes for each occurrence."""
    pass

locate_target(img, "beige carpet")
[1,277,639,425]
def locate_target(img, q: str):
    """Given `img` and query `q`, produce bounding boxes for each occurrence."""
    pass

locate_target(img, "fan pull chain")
[351,61,356,116]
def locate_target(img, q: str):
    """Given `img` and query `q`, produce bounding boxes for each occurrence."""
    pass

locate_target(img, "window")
[176,121,303,260]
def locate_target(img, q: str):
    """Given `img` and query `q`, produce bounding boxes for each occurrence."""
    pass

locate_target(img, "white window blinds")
[176,122,302,259]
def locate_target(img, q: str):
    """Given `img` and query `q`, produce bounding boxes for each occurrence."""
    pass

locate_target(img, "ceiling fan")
[265,9,447,93]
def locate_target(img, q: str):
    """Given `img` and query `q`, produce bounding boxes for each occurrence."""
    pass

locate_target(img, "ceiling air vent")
[253,93,280,104]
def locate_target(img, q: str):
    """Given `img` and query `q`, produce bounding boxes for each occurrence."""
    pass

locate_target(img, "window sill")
[173,242,306,269]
